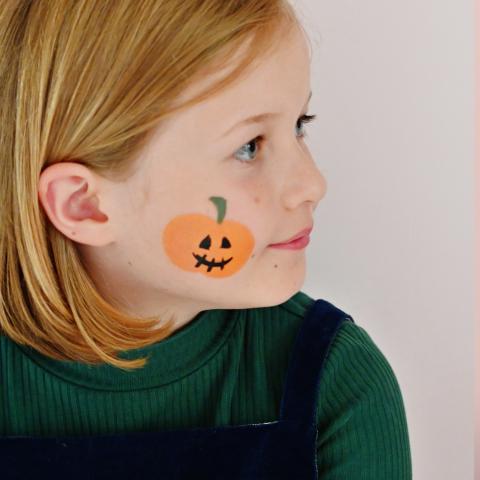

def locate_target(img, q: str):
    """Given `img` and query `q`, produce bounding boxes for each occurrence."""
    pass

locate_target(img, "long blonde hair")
[0,0,302,370]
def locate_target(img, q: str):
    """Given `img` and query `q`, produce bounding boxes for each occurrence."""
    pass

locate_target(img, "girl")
[0,1,412,478]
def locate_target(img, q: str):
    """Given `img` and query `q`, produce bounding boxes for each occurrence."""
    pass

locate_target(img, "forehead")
[169,25,311,128]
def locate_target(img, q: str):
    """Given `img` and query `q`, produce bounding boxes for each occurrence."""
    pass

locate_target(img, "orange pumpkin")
[162,196,255,278]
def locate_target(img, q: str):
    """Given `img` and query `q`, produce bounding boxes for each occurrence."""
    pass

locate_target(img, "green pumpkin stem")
[209,196,226,224]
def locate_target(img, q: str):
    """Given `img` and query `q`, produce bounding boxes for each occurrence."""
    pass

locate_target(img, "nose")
[281,145,327,212]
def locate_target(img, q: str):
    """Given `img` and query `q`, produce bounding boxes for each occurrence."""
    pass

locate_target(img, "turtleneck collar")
[15,307,239,392]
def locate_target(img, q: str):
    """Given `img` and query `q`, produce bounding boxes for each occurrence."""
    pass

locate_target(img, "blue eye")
[233,114,317,164]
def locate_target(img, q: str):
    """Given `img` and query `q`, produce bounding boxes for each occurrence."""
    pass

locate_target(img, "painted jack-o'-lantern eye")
[199,235,231,250]
[199,236,211,250]
[162,196,255,278]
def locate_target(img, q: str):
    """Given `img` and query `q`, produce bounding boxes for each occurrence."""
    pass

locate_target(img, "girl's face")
[39,24,327,328]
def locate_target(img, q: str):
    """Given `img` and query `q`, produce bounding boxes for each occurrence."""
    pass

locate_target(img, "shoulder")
[275,293,402,399]
[311,310,412,475]
[258,291,398,384]
[315,311,410,452]
[244,291,404,399]
[274,292,395,383]
[320,319,402,395]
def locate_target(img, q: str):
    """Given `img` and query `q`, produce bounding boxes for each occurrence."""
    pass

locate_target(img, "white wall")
[293,1,476,478]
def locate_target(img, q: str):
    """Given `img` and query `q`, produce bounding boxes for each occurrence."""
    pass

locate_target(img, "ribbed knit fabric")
[0,290,412,478]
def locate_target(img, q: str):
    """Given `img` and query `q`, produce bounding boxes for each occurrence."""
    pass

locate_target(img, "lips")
[270,225,313,246]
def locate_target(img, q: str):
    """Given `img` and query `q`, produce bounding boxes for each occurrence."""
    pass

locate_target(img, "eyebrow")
[220,90,312,139]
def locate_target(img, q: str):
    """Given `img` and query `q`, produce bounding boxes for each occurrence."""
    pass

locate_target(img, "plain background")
[292,1,476,478]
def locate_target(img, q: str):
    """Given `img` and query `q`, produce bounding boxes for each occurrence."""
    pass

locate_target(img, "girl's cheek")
[162,195,256,278]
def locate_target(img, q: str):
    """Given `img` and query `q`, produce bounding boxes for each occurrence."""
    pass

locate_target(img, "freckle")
[274,264,278,268]
[128,261,132,266]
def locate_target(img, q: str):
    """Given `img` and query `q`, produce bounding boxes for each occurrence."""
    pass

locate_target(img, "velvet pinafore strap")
[279,298,354,426]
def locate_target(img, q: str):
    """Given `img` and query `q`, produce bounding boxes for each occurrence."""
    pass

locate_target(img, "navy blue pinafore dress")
[0,299,354,479]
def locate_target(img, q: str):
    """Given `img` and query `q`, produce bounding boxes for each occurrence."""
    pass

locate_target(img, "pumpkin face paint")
[163,196,255,278]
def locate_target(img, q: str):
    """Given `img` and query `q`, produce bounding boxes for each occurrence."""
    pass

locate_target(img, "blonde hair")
[0,0,302,370]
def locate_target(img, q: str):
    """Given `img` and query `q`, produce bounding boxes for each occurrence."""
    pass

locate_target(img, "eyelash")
[234,113,317,164]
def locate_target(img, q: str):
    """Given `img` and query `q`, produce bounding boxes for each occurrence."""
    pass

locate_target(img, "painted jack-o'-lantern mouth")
[192,252,233,272]
[162,196,255,278]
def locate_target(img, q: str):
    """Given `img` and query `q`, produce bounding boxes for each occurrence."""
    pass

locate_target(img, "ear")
[38,162,115,246]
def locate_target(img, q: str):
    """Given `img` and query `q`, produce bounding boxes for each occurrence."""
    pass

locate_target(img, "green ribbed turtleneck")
[0,291,412,478]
